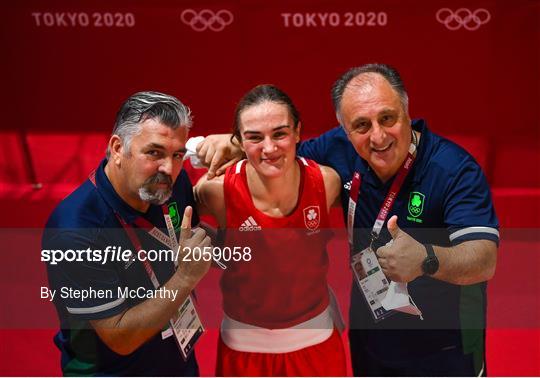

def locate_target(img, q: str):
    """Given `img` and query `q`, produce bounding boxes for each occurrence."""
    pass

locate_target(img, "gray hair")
[106,91,192,159]
[331,63,409,123]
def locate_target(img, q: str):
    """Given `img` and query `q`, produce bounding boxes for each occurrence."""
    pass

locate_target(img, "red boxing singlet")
[221,157,332,329]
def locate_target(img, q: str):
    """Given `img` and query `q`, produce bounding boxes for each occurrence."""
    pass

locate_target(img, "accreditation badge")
[351,248,394,322]
[161,296,204,360]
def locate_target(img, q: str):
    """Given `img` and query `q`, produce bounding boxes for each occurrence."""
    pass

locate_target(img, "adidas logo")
[239,216,262,231]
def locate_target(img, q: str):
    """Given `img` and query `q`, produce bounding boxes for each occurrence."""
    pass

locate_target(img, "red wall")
[2,0,538,138]
[1,1,539,376]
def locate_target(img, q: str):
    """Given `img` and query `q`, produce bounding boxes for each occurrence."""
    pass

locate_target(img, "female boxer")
[195,85,345,376]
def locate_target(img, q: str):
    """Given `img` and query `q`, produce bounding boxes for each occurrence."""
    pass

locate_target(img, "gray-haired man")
[43,91,211,376]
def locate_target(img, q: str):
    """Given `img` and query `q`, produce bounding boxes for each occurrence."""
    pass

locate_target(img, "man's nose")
[370,123,387,145]
[158,157,173,176]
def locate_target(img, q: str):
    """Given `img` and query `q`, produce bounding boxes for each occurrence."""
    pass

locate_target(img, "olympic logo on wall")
[436,8,491,31]
[180,9,234,32]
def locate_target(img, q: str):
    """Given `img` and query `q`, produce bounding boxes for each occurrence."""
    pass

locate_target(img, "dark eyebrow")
[243,125,291,135]
[351,117,370,128]
[350,109,398,128]
[144,143,186,153]
[243,130,262,136]
[144,143,165,150]
[379,108,398,115]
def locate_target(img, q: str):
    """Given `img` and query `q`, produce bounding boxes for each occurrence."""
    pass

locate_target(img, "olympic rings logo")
[436,8,491,31]
[180,9,234,32]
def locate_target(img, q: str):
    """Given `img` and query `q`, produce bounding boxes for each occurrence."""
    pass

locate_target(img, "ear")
[295,122,302,143]
[335,112,342,125]
[108,135,124,166]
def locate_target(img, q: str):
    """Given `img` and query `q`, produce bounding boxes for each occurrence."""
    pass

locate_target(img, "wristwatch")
[422,244,439,275]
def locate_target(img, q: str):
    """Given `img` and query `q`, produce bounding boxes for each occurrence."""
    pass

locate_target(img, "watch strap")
[424,243,435,259]
[422,243,439,275]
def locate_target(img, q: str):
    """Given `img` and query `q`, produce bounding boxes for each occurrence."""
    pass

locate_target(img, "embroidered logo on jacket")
[168,202,180,231]
[407,191,425,223]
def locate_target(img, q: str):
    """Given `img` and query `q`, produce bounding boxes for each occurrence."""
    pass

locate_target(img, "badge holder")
[168,295,205,360]
[159,205,205,360]
[351,246,394,322]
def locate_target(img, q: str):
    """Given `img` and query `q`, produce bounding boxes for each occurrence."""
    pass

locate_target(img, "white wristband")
[184,136,206,168]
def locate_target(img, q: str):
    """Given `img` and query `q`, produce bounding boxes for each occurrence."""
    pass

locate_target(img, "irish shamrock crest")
[303,206,320,231]
[168,202,180,230]
[408,192,425,218]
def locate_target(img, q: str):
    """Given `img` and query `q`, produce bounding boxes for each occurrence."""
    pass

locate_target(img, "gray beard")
[138,185,172,205]
[137,172,173,205]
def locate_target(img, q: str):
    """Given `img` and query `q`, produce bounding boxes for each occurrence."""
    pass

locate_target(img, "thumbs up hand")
[376,215,425,283]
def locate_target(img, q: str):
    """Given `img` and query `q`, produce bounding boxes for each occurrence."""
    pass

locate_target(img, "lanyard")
[89,170,181,285]
[115,206,180,287]
[115,213,162,288]
[88,168,207,350]
[131,207,179,267]
[347,141,417,249]
[114,197,204,348]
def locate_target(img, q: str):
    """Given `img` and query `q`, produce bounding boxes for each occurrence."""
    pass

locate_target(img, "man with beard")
[42,91,212,376]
